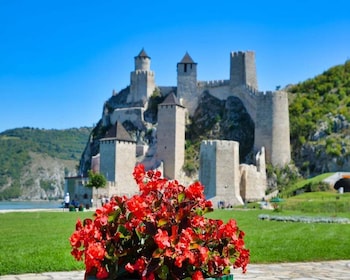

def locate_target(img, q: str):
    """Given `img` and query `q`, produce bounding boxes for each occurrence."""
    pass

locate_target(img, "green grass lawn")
[281,192,350,213]
[207,209,350,263]
[0,211,92,275]
[1,206,350,275]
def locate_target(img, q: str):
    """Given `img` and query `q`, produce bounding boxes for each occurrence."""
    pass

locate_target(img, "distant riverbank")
[0,200,63,212]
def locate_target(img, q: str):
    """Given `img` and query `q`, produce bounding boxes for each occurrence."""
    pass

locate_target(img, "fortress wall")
[215,141,243,205]
[230,86,259,121]
[254,93,274,163]
[115,141,138,195]
[157,105,175,178]
[230,51,257,89]
[239,164,266,201]
[99,139,117,181]
[110,108,145,130]
[174,106,186,179]
[129,71,155,104]
[199,141,217,199]
[243,51,258,89]
[198,80,229,88]
[199,140,244,207]
[230,52,245,88]
[135,57,150,71]
[199,84,231,100]
[177,67,198,115]
[158,86,177,97]
[157,104,185,179]
[271,91,291,166]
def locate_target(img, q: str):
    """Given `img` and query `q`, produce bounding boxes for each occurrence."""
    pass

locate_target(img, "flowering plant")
[70,164,249,280]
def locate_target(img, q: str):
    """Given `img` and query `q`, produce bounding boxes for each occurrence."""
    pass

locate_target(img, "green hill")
[288,59,350,176]
[0,127,91,200]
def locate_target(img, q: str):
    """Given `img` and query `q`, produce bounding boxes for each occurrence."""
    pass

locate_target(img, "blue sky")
[1,1,349,133]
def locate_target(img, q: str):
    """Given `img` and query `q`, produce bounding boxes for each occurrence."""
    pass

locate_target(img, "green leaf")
[158,264,169,280]
[157,218,168,227]
[178,192,185,203]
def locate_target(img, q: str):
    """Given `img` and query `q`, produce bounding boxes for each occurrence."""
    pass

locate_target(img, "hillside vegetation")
[0,127,91,200]
[288,59,350,176]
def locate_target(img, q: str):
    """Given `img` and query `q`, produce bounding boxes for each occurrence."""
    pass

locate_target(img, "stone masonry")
[69,48,291,207]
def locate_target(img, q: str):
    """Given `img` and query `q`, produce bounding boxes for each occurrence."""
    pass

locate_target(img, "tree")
[86,170,107,207]
[86,170,107,189]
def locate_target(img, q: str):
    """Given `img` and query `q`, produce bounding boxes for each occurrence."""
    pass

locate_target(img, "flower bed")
[70,165,249,280]
[258,214,350,224]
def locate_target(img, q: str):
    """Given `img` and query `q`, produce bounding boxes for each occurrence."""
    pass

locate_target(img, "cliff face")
[0,127,90,200]
[79,90,255,176]
[19,152,76,200]
[187,92,255,162]
[293,114,350,176]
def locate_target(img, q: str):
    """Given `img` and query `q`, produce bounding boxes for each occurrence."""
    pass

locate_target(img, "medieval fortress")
[70,49,291,207]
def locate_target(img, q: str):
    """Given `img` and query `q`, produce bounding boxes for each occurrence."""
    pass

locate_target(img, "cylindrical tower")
[254,91,291,167]
[128,48,155,105]
[270,91,291,166]
[135,48,151,71]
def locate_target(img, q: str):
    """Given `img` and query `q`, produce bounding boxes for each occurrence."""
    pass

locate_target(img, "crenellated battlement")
[201,139,238,148]
[230,50,253,58]
[135,70,154,76]
[198,79,229,88]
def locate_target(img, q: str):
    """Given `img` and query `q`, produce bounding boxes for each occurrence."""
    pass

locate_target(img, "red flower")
[133,163,146,184]
[154,229,170,250]
[192,270,205,280]
[70,164,249,280]
[185,181,205,200]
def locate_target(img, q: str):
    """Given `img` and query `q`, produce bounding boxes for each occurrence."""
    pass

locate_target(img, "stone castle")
[66,48,291,207]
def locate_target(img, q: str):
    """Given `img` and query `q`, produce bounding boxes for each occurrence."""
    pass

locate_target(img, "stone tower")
[156,93,186,179]
[254,91,291,166]
[230,51,258,90]
[177,52,198,115]
[227,51,290,167]
[128,48,155,105]
[99,122,137,195]
[199,140,244,206]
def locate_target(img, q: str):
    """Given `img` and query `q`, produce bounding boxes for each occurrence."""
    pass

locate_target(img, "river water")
[0,200,63,211]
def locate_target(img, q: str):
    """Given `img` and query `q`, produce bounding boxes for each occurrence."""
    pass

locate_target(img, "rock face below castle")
[77,48,291,206]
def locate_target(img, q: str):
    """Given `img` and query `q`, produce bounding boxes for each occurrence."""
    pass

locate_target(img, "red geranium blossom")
[70,164,250,279]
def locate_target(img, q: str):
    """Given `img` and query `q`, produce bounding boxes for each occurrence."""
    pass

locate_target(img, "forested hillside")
[0,127,91,200]
[288,59,350,175]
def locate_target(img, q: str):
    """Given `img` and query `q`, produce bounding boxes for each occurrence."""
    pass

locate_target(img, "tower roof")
[160,92,184,108]
[136,48,150,59]
[179,52,196,64]
[102,122,135,142]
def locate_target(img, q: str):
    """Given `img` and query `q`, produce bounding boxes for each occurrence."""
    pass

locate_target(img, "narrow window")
[184,64,187,72]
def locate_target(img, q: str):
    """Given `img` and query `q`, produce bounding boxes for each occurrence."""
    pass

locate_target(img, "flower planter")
[85,274,233,280]
[72,165,248,280]
[206,275,234,280]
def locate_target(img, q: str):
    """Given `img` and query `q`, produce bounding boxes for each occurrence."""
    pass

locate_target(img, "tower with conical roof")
[99,122,137,196]
[177,52,198,115]
[156,93,186,179]
[127,48,155,105]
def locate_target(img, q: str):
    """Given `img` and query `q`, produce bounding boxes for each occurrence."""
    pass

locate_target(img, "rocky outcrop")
[19,152,76,200]
[188,92,255,162]
[294,113,350,176]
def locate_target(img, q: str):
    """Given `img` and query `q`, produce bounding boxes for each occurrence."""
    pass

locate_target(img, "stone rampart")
[110,108,145,130]
[199,140,244,206]
[198,79,229,88]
